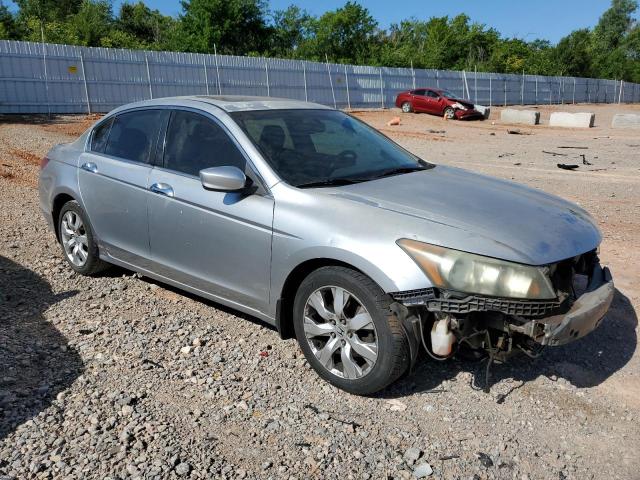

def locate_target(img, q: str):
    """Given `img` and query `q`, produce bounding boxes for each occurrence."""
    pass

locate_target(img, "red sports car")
[395,88,484,120]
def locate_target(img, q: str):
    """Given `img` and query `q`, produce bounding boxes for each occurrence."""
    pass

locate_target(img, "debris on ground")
[558,145,588,149]
[476,452,494,468]
[513,162,522,166]
[498,152,515,158]
[427,129,446,134]
[581,154,592,165]
[387,117,401,126]
[557,163,579,170]
[507,129,532,135]
[542,150,568,156]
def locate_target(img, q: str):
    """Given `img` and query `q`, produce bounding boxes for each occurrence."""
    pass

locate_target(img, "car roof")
[109,95,331,114]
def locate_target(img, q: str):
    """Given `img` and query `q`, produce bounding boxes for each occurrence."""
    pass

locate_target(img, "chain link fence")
[1,40,639,114]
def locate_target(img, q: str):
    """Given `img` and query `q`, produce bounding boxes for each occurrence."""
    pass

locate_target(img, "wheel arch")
[52,192,77,242]
[275,257,389,340]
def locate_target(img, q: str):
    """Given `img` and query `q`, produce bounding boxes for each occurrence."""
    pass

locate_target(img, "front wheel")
[293,266,409,395]
[401,101,412,113]
[444,107,456,119]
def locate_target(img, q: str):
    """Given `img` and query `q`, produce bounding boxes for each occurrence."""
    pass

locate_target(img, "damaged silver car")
[39,96,614,395]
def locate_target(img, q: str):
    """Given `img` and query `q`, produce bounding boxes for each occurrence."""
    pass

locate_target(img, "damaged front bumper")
[522,265,614,346]
[391,261,614,351]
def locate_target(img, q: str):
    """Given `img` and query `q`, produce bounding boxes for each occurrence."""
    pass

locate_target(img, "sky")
[5,0,636,45]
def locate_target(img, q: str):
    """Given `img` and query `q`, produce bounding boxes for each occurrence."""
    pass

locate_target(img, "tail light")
[40,156,50,170]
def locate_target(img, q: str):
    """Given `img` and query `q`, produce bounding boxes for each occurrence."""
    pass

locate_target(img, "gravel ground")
[0,104,639,480]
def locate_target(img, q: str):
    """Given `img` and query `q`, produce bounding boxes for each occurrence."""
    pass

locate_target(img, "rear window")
[90,118,113,153]
[104,110,163,164]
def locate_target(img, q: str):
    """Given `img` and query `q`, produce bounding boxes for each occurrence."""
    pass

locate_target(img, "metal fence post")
[521,70,524,105]
[41,39,51,117]
[144,53,153,99]
[302,62,308,102]
[503,78,506,106]
[379,67,384,109]
[410,60,416,90]
[474,66,477,104]
[618,79,623,104]
[79,51,91,114]
[344,64,351,110]
[535,76,538,105]
[213,44,222,95]
[265,58,270,97]
[489,75,492,107]
[203,54,210,95]
[436,69,439,88]
[325,54,337,109]
[572,77,576,104]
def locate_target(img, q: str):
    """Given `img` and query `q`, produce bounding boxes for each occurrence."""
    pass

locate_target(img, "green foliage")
[175,0,270,54]
[2,0,639,82]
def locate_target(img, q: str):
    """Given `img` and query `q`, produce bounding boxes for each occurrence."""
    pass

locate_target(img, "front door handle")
[81,162,98,173]
[150,183,174,197]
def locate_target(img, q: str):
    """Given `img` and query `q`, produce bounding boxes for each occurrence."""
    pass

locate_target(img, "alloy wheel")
[303,286,378,379]
[60,211,89,267]
[402,102,411,113]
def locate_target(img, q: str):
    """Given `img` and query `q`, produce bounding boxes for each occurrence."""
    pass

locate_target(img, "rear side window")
[105,110,163,163]
[412,89,425,96]
[90,118,113,153]
[163,110,246,177]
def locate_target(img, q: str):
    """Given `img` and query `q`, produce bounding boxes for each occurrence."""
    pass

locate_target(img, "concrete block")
[474,104,491,119]
[500,109,540,125]
[549,112,595,128]
[612,113,640,129]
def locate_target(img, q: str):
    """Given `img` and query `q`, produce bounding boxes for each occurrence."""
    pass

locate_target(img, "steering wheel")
[326,149,358,174]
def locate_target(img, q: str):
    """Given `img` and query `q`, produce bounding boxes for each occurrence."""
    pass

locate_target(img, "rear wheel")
[401,101,412,113]
[58,200,109,275]
[293,266,409,395]
[444,107,456,119]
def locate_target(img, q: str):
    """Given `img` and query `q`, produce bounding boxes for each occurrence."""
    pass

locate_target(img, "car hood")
[328,165,601,265]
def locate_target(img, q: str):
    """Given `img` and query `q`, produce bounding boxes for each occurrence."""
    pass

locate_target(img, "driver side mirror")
[199,166,247,192]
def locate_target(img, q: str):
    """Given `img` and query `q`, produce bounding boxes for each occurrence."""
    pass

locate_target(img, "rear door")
[410,89,428,112]
[147,109,274,311]
[78,109,165,266]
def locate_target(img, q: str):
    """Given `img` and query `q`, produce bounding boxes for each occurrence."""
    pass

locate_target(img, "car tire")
[293,266,409,395]
[401,101,412,113]
[444,107,456,119]
[58,200,110,276]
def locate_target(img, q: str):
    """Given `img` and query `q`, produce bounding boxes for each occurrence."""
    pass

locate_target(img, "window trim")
[155,106,270,194]
[86,106,170,167]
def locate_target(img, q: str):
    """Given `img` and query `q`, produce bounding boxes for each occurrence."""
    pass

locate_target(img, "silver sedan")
[39,96,614,394]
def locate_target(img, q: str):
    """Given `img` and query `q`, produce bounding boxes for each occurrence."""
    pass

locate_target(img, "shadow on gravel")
[381,288,637,399]
[0,255,83,440]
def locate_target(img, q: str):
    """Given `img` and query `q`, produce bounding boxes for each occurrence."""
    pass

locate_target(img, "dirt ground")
[0,102,639,479]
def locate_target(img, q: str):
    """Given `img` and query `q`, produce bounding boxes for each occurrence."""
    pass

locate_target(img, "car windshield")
[231,109,433,188]
[440,90,458,99]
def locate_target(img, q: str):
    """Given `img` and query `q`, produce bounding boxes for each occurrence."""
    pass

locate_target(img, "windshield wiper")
[370,165,427,179]
[296,177,363,188]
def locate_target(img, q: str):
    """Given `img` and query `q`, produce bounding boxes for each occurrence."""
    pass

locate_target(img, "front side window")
[163,110,246,177]
[412,89,426,96]
[232,109,431,188]
[104,110,163,163]
[426,90,440,99]
[90,117,113,153]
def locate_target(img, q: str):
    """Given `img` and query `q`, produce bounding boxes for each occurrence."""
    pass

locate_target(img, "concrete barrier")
[612,114,640,129]
[500,109,540,125]
[474,104,491,119]
[549,112,595,128]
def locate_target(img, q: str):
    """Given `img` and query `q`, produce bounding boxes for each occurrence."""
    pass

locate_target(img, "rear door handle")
[150,182,174,197]
[81,162,97,173]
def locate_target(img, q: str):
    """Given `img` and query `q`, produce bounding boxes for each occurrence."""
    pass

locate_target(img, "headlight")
[452,102,467,110]
[397,239,556,300]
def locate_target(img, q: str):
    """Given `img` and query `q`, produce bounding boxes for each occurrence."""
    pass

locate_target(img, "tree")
[175,0,270,54]
[0,1,19,39]
[300,2,379,64]
[115,2,175,49]
[591,0,638,79]
[14,0,83,22]
[270,5,312,58]
[554,29,593,77]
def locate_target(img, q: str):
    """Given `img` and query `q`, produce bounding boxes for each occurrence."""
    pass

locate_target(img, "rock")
[403,447,422,465]
[180,346,192,355]
[413,462,433,478]
[387,117,401,126]
[386,399,407,412]
[175,462,191,476]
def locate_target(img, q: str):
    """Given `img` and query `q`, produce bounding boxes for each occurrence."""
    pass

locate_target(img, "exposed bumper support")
[536,265,614,346]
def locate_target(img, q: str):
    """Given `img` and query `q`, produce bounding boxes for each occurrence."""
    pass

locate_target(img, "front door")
[78,109,165,267]
[147,109,274,311]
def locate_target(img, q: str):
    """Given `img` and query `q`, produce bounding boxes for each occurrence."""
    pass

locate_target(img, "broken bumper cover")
[536,265,614,346]
[455,109,485,120]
